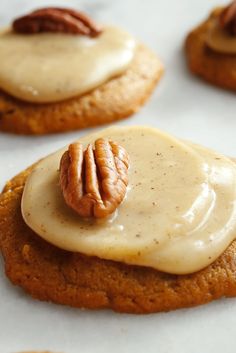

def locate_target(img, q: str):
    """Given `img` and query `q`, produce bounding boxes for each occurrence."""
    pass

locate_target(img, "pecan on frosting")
[220,1,236,35]
[12,7,102,37]
[59,139,130,219]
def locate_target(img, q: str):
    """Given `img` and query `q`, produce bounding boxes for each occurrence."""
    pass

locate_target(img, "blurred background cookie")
[185,1,236,91]
[0,7,163,135]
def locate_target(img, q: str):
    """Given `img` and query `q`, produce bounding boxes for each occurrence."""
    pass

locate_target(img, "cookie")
[185,7,236,91]
[1,163,236,314]
[0,44,163,135]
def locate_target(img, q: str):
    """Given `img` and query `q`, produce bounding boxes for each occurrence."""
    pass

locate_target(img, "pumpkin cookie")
[0,45,162,135]
[1,126,236,314]
[185,1,236,91]
[0,8,163,135]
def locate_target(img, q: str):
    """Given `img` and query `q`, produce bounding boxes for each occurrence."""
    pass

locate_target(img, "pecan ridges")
[13,7,102,37]
[59,139,129,219]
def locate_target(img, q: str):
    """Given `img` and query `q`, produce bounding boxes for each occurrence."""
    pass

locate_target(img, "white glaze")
[0,26,136,103]
[21,126,236,274]
[206,18,236,54]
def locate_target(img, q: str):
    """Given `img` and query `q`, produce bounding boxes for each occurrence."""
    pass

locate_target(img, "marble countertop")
[0,0,235,353]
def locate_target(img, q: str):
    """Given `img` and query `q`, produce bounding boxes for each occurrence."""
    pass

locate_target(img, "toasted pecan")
[13,7,102,37]
[220,1,236,35]
[59,139,129,218]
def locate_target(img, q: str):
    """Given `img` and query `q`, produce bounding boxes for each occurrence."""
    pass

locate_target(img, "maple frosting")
[0,26,136,103]
[206,18,236,54]
[21,126,236,275]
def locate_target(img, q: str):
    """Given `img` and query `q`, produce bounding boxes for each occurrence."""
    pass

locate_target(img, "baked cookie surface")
[185,8,236,91]
[0,44,163,135]
[1,163,236,314]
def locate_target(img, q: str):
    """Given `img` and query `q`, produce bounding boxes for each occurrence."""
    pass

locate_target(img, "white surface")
[0,0,235,352]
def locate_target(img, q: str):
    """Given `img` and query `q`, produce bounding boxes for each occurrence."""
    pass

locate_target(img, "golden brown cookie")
[0,44,163,135]
[185,7,236,91]
[1,163,236,314]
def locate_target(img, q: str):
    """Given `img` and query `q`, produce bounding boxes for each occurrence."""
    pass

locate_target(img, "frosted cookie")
[185,1,236,91]
[0,8,163,135]
[1,126,236,314]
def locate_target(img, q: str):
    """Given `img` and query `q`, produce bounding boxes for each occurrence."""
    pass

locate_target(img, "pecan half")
[13,7,102,37]
[59,139,129,219]
[220,1,236,35]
